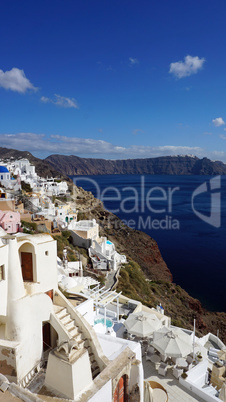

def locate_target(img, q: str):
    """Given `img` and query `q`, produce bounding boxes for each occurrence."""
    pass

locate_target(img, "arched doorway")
[19,242,35,282]
[114,375,128,402]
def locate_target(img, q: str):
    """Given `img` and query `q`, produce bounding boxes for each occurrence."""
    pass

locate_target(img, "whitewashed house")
[0,230,143,401]
[89,237,127,271]
[0,166,21,191]
[12,159,38,189]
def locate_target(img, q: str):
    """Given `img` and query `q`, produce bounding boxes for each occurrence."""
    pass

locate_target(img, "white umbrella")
[144,381,153,402]
[219,382,226,402]
[152,326,193,358]
[124,311,162,338]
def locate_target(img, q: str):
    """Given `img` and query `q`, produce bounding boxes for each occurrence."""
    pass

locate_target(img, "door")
[114,375,128,402]
[42,322,51,351]
[114,377,124,402]
[21,252,33,281]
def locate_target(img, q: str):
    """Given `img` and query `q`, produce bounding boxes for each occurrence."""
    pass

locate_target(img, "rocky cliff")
[45,154,226,176]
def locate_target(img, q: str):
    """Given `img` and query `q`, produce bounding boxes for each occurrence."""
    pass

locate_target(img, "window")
[0,175,3,180]
[45,251,49,256]
[0,265,5,281]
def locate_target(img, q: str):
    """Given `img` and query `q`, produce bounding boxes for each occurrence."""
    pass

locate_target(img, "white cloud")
[0,67,37,93]
[41,94,79,109]
[0,132,204,157]
[1,132,226,162]
[169,55,205,79]
[212,117,225,127]
[129,57,139,66]
[133,129,144,135]
[219,134,226,140]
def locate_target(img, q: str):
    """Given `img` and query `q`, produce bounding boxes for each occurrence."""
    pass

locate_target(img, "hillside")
[45,154,226,176]
[0,147,68,179]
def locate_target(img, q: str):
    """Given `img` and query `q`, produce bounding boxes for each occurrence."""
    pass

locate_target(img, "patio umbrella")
[151,326,193,358]
[219,382,226,402]
[124,311,162,338]
[144,381,153,402]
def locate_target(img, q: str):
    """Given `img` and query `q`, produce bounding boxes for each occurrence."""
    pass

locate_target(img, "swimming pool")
[94,317,113,328]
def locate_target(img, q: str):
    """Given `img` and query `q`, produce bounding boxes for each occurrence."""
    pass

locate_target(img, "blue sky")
[1,0,226,161]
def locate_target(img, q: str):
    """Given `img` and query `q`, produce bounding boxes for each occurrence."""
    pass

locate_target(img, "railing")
[53,289,109,371]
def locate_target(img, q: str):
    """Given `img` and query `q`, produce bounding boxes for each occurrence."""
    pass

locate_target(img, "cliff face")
[1,146,226,176]
[45,154,226,176]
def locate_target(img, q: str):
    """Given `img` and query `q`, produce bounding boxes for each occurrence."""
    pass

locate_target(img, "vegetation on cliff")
[117,262,226,342]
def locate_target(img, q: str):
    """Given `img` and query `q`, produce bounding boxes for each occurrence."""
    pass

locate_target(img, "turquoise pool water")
[94,318,113,328]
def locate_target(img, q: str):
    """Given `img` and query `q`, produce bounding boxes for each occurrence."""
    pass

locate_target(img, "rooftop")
[0,166,9,173]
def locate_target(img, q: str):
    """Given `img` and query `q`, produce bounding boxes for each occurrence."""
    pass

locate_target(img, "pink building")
[0,210,21,234]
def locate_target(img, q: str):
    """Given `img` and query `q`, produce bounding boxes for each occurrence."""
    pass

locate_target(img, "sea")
[70,174,226,312]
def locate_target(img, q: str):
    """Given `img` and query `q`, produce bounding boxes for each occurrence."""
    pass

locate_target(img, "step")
[56,308,67,319]
[60,314,72,325]
[73,332,83,342]
[65,320,75,331]
[69,327,80,338]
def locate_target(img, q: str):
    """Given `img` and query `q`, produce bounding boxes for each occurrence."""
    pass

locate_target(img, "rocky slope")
[45,154,226,175]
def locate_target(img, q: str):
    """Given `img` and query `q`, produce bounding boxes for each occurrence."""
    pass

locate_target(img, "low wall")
[69,230,92,249]
[179,360,219,402]
[0,341,18,382]
[198,333,225,349]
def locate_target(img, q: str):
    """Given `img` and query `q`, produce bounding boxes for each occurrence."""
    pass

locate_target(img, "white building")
[69,219,100,242]
[69,220,126,271]
[0,166,21,191]
[0,230,143,401]
[89,237,127,271]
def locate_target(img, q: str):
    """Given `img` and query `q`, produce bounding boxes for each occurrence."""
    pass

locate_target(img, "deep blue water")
[71,175,226,312]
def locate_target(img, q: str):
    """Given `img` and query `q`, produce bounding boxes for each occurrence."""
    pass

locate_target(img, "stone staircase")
[54,305,100,379]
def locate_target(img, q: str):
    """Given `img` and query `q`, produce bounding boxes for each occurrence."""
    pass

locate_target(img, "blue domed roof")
[0,166,9,173]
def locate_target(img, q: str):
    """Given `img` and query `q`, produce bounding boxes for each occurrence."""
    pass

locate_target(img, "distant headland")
[1,147,226,176]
